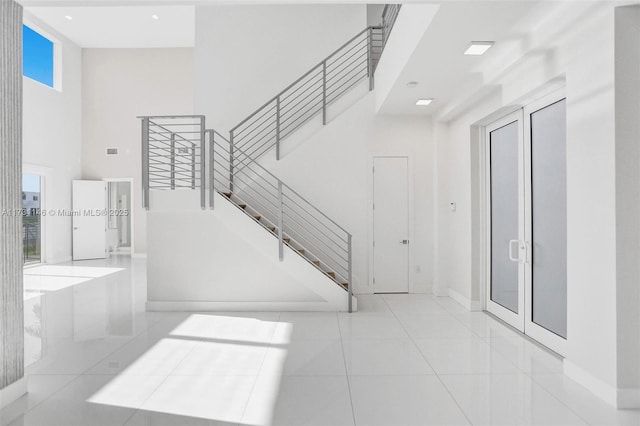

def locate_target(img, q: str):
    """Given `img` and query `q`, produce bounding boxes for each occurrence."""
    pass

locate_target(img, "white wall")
[147,191,353,311]
[433,3,639,407]
[263,92,434,294]
[191,3,439,295]
[23,12,82,264]
[81,48,195,255]
[194,4,366,133]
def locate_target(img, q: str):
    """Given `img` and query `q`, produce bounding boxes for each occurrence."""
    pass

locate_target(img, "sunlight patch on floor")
[23,265,125,295]
[87,314,292,425]
[24,265,124,278]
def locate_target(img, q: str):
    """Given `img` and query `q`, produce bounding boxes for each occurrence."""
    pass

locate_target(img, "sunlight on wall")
[87,314,293,425]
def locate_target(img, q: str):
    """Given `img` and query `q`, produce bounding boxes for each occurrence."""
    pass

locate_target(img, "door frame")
[481,88,567,356]
[102,178,135,255]
[23,164,53,266]
[483,110,526,332]
[368,154,414,294]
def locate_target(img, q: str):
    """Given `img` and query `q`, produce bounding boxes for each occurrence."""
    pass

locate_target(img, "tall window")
[23,25,54,88]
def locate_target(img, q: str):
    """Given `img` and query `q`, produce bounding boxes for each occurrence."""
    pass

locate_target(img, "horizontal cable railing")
[211,130,353,309]
[139,115,206,210]
[381,4,401,52]
[229,26,385,166]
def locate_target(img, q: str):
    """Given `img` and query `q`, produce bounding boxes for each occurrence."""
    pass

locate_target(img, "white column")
[614,4,640,409]
[0,0,25,399]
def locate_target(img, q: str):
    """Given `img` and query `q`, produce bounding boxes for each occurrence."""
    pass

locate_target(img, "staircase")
[140,6,401,312]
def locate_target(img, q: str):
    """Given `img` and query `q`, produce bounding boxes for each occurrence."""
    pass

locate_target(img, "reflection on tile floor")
[2,255,639,425]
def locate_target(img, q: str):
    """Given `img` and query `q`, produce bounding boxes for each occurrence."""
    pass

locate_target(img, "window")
[33,195,38,201]
[22,193,26,200]
[23,25,54,88]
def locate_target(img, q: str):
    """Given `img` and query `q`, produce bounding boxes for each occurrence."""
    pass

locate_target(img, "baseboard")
[617,387,640,409]
[432,285,447,297]
[410,284,432,294]
[48,256,72,265]
[146,297,357,313]
[564,360,618,407]
[0,377,27,409]
[447,288,482,311]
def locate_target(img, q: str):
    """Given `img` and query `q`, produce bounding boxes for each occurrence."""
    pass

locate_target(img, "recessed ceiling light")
[64,15,73,20]
[464,41,494,56]
[416,99,433,106]
[151,14,160,20]
[406,81,419,88]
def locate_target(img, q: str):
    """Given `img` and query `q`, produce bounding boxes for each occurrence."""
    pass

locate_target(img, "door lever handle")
[400,240,409,244]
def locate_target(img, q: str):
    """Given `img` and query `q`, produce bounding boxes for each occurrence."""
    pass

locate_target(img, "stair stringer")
[146,190,356,312]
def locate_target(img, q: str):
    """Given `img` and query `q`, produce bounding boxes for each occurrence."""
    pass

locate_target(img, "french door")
[486,92,567,355]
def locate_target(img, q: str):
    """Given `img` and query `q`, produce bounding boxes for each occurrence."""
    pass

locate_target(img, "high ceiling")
[25,5,195,48]
[377,1,543,117]
[20,0,640,116]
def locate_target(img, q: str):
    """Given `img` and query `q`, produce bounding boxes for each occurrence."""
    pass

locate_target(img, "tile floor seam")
[3,374,82,424]
[117,315,231,426]
[456,310,591,425]
[383,294,475,426]
[523,366,596,426]
[237,310,284,424]
[428,301,592,425]
[337,310,358,426]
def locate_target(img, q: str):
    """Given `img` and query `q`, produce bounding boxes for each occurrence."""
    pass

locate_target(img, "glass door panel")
[490,121,520,313]
[530,99,567,338]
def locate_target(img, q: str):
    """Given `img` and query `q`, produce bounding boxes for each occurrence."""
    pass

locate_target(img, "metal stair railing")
[139,7,403,312]
[139,115,206,210]
[381,4,401,50]
[228,26,385,168]
[210,129,354,312]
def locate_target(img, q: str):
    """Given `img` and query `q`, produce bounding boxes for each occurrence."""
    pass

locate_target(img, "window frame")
[22,21,62,92]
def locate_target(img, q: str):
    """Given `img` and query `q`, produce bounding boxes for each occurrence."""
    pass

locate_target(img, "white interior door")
[72,180,107,261]
[373,156,409,293]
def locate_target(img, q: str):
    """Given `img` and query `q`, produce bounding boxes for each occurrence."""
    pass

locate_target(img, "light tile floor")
[2,255,639,426]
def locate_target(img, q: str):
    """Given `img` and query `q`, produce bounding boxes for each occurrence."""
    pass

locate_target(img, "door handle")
[508,240,527,264]
[508,240,519,262]
[400,240,409,244]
